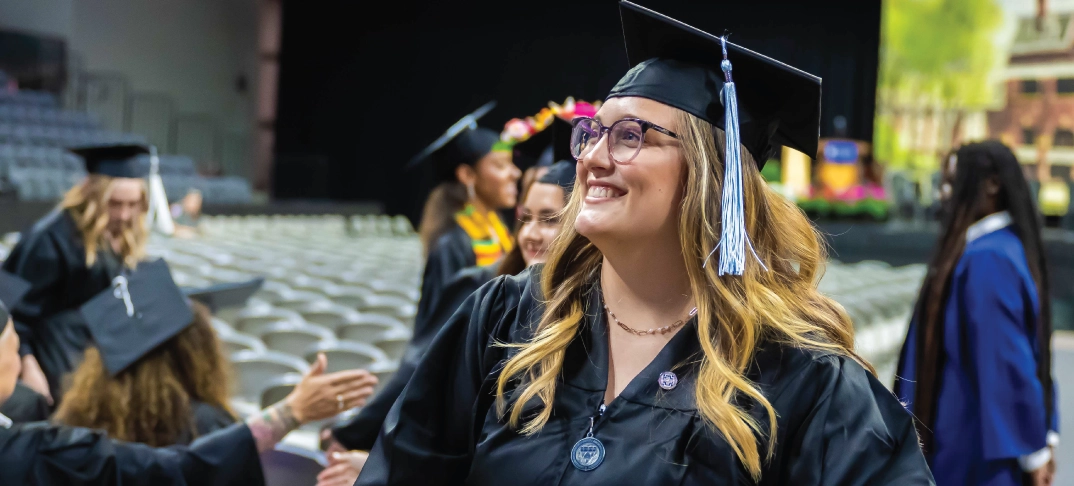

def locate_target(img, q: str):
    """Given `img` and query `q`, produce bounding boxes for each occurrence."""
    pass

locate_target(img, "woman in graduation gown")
[326,160,578,474]
[413,103,521,326]
[330,102,589,454]
[894,141,1059,486]
[3,143,154,404]
[0,269,380,485]
[54,301,237,446]
[355,3,934,485]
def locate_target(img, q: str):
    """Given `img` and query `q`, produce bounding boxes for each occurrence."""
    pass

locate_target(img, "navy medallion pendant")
[571,435,606,471]
[571,410,606,471]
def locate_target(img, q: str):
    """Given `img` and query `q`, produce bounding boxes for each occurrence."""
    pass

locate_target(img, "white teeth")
[587,186,622,198]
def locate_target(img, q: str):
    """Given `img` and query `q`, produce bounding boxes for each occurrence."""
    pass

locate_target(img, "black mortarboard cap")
[184,277,265,314]
[69,143,153,178]
[608,1,821,164]
[0,270,31,324]
[513,127,554,171]
[514,116,576,170]
[551,117,575,165]
[407,101,501,182]
[536,160,577,192]
[79,259,194,376]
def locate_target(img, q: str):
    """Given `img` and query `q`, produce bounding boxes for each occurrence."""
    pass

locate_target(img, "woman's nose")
[580,134,613,174]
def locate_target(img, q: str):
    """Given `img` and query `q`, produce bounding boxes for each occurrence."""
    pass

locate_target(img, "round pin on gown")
[658,371,678,390]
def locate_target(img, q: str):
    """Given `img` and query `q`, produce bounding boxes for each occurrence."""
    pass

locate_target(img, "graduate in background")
[53,296,236,446]
[412,102,521,334]
[895,140,1059,486]
[355,3,932,485]
[0,259,379,485]
[328,102,584,458]
[3,143,153,405]
[324,159,579,484]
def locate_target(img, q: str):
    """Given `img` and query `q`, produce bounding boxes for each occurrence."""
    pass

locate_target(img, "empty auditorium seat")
[373,327,411,362]
[220,332,267,355]
[304,341,389,374]
[258,322,337,357]
[231,350,311,403]
[337,314,407,343]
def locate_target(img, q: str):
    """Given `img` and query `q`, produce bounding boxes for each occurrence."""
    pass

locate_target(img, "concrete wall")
[69,0,258,134]
[0,0,258,174]
[0,0,74,38]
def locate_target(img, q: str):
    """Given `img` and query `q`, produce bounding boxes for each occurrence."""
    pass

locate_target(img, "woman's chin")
[574,211,617,241]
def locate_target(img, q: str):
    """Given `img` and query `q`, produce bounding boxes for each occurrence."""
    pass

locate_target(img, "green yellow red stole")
[454,204,513,267]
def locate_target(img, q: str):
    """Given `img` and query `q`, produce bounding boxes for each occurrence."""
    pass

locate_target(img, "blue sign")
[823,140,859,164]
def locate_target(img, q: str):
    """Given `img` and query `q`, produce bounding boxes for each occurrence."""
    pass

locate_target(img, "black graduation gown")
[0,421,265,485]
[357,268,935,485]
[416,226,474,331]
[333,265,496,450]
[175,401,238,446]
[2,210,123,400]
[0,382,50,423]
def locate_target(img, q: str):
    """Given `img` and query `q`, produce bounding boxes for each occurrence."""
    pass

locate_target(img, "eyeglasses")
[570,116,679,164]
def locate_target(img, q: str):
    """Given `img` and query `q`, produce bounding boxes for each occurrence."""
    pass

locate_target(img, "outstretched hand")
[286,353,378,424]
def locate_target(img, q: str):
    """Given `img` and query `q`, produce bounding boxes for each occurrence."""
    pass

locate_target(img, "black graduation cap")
[512,127,552,171]
[608,1,821,164]
[536,160,577,192]
[183,277,265,314]
[68,143,153,178]
[550,116,575,165]
[0,270,31,324]
[407,101,502,182]
[514,116,577,171]
[79,259,194,376]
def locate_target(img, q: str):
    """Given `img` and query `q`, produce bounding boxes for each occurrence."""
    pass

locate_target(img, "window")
[1023,127,1036,145]
[1054,128,1074,147]
[1022,80,1040,94]
[1058,78,1074,94]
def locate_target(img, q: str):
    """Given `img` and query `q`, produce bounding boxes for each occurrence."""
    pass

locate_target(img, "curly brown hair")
[54,302,234,446]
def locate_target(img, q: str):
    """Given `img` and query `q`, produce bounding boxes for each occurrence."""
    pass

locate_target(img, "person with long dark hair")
[895,140,1059,486]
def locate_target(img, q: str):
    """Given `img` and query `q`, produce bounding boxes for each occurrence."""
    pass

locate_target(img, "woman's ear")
[456,164,477,187]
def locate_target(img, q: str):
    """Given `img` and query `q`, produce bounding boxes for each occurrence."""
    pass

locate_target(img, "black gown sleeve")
[414,228,474,335]
[192,402,238,439]
[2,227,68,357]
[356,274,524,486]
[781,355,934,485]
[333,266,492,450]
[0,421,265,486]
[0,383,51,423]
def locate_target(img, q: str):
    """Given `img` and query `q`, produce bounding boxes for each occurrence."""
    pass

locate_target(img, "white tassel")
[716,36,765,276]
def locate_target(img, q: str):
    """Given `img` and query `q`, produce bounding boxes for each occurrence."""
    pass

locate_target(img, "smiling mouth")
[586,185,625,199]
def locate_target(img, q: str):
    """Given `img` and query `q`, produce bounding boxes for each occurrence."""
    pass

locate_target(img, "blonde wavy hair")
[59,175,148,268]
[496,110,871,481]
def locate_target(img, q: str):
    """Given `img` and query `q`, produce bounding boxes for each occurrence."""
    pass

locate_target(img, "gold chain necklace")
[603,303,698,336]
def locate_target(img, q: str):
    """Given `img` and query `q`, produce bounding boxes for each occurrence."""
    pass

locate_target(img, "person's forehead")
[596,96,679,129]
[525,183,564,206]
